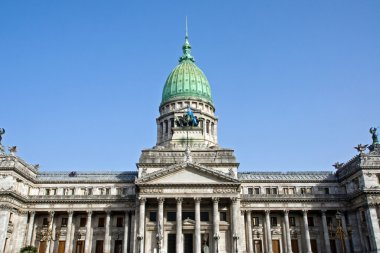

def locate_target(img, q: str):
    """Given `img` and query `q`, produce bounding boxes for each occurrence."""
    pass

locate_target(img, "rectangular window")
[284,187,295,194]
[165,121,168,134]
[116,217,123,227]
[200,212,209,221]
[324,188,330,194]
[43,217,48,226]
[70,188,75,195]
[254,187,260,194]
[289,217,296,226]
[300,187,312,194]
[150,212,157,222]
[265,188,278,194]
[80,217,87,227]
[252,217,259,226]
[51,189,56,195]
[61,218,68,227]
[307,217,314,226]
[88,188,93,195]
[272,188,278,194]
[105,188,110,195]
[98,217,105,227]
[183,212,195,220]
[170,118,174,128]
[266,188,271,194]
[45,189,50,195]
[248,188,253,195]
[270,217,277,226]
[220,212,227,222]
[167,212,176,221]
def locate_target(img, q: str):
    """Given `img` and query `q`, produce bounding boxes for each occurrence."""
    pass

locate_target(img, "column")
[246,211,253,253]
[129,211,136,253]
[284,210,292,253]
[176,198,183,253]
[64,211,73,253]
[139,197,146,253]
[45,211,54,253]
[356,210,366,252]
[340,212,351,253]
[302,210,312,253]
[50,216,56,253]
[123,211,129,253]
[26,211,35,246]
[195,198,201,253]
[231,198,241,253]
[321,211,331,253]
[213,197,220,253]
[265,210,273,253]
[158,197,165,252]
[105,211,111,253]
[85,211,93,253]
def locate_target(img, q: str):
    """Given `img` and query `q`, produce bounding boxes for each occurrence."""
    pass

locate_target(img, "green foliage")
[20,246,37,253]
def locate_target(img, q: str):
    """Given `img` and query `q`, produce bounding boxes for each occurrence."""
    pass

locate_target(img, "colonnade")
[137,196,241,253]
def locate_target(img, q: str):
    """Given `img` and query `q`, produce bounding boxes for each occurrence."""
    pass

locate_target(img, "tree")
[20,246,37,253]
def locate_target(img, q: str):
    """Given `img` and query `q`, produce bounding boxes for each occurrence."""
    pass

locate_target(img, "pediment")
[136,163,239,184]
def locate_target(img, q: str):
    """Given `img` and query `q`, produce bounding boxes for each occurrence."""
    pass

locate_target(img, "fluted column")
[44,211,54,253]
[340,213,351,253]
[284,210,292,253]
[85,211,93,253]
[265,210,273,253]
[195,198,201,253]
[302,210,312,253]
[64,211,73,253]
[321,211,331,253]
[246,211,253,253]
[158,197,165,253]
[123,212,129,253]
[176,198,183,253]
[26,211,35,246]
[139,198,146,253]
[105,211,111,253]
[213,197,220,253]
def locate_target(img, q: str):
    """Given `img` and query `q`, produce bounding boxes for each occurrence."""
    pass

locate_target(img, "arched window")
[211,122,214,135]
[164,120,168,134]
[160,122,163,136]
[206,121,210,134]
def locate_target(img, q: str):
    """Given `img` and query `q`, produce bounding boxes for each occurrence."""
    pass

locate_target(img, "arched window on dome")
[164,120,168,135]
[211,122,215,135]
[206,120,210,134]
[170,118,174,133]
[160,122,163,137]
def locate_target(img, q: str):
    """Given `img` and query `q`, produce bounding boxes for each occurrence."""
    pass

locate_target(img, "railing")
[241,193,347,201]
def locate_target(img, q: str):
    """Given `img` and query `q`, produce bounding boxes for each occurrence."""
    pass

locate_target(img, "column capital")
[194,197,201,203]
[29,211,36,215]
[87,210,93,216]
[265,210,270,215]
[321,209,327,215]
[157,197,165,204]
[283,209,289,215]
[49,211,55,218]
[68,210,74,216]
[212,197,220,203]
[105,210,111,215]
[230,197,238,203]
[175,197,183,203]
[302,209,309,215]
[139,197,146,204]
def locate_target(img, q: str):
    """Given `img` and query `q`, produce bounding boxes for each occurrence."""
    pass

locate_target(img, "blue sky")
[0,1,379,172]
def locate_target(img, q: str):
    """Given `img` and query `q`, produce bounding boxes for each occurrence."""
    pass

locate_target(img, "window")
[270,217,278,226]
[220,212,227,222]
[51,189,56,195]
[248,188,253,195]
[183,212,195,220]
[105,188,110,195]
[170,118,174,128]
[289,217,296,226]
[200,212,209,221]
[377,174,380,184]
[167,212,176,221]
[117,188,123,195]
[42,217,48,226]
[211,122,214,135]
[116,217,123,227]
[252,217,259,226]
[254,188,260,194]
[98,217,105,227]
[80,217,87,227]
[324,188,330,194]
[326,217,332,226]
[160,122,163,135]
[99,188,104,195]
[70,188,75,195]
[165,120,168,134]
[300,187,312,194]
[206,121,210,134]
[361,211,366,222]
[283,187,295,194]
[61,218,68,227]
[149,212,157,222]
[88,188,93,195]
[307,217,314,226]
[45,189,50,195]
[265,188,278,194]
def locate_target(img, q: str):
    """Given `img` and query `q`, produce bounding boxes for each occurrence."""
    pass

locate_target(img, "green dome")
[161,36,213,106]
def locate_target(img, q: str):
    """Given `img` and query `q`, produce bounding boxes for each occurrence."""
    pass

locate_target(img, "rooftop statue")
[0,128,4,145]
[175,106,199,127]
[370,127,379,145]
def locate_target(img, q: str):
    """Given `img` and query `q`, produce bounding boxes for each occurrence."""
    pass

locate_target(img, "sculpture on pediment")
[332,162,344,170]
[354,144,368,153]
[370,127,379,145]
[8,146,17,156]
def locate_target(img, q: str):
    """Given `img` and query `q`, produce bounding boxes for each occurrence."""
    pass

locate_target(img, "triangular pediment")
[136,163,239,184]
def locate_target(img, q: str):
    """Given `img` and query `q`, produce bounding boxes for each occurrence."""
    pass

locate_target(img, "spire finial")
[179,16,195,62]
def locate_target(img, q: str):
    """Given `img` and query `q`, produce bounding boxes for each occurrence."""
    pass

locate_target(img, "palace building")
[1,33,380,253]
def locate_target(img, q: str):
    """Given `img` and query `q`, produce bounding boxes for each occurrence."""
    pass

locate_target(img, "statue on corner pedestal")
[370,127,379,145]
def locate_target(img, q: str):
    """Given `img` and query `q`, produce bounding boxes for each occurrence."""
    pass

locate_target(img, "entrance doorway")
[184,234,193,253]
[291,239,299,253]
[272,240,280,253]
[167,234,176,253]
[310,239,318,253]
[114,240,122,253]
[58,241,65,253]
[75,240,84,253]
[38,241,46,253]
[95,240,104,253]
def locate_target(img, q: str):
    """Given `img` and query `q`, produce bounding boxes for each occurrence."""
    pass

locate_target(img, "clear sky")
[1,1,379,172]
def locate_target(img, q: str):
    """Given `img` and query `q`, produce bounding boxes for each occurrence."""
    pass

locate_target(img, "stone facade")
[1,36,380,253]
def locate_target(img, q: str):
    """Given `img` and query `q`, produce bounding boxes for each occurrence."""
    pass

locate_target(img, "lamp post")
[213,233,220,253]
[233,233,239,253]
[137,234,144,253]
[156,232,163,253]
